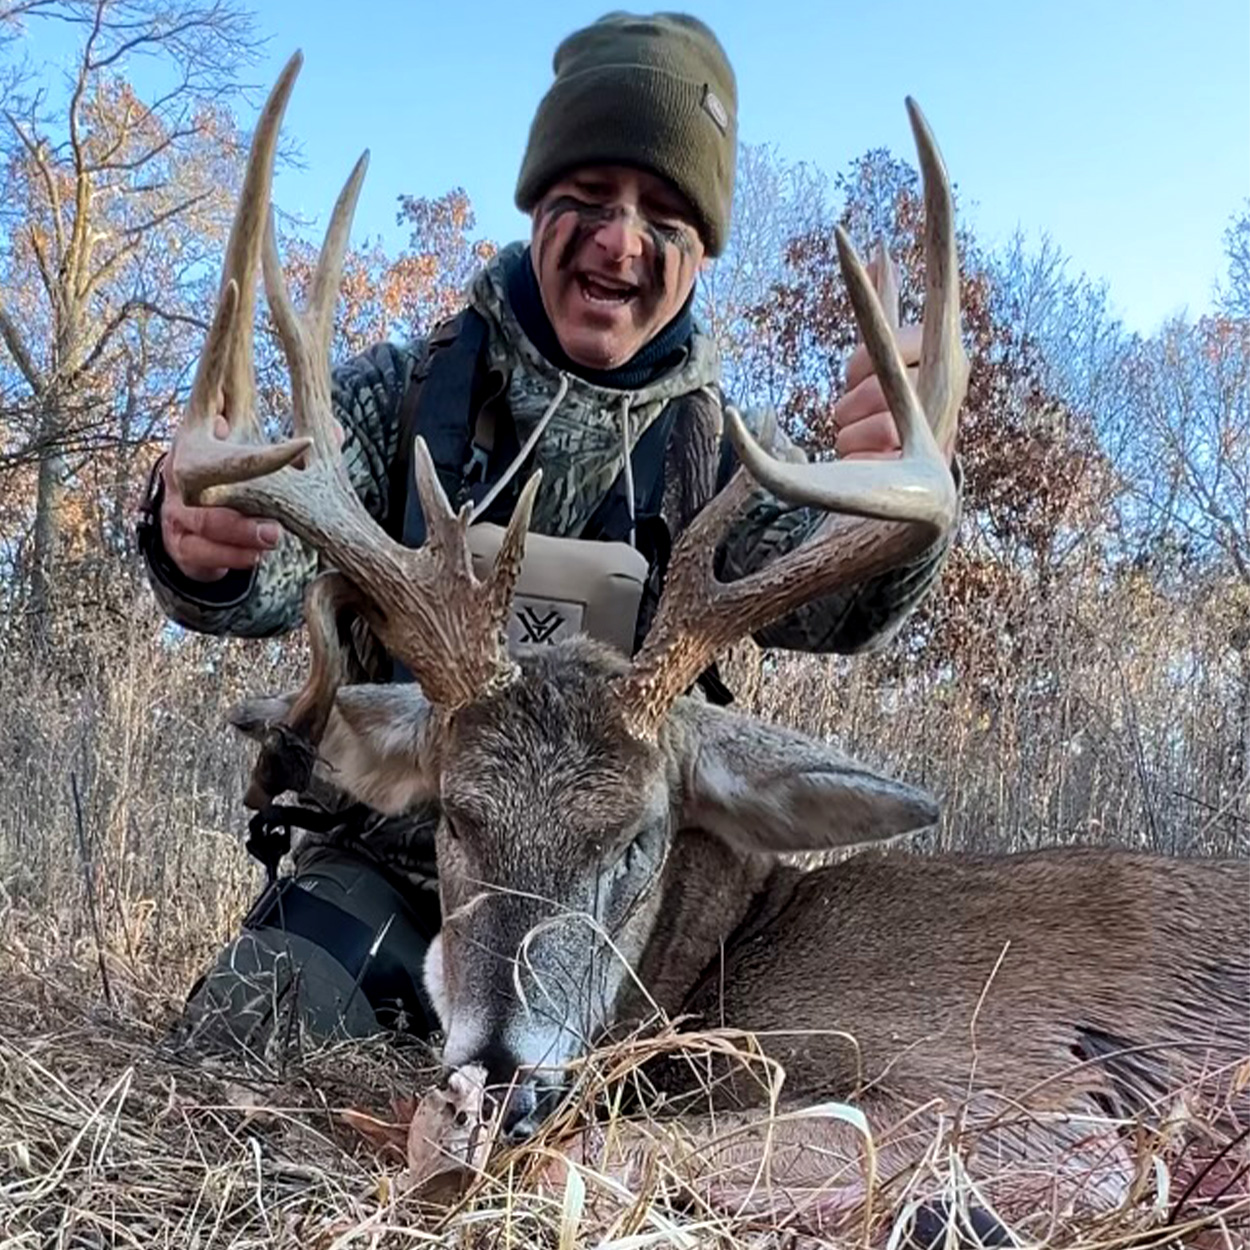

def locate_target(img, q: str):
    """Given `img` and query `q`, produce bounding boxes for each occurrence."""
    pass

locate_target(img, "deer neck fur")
[624,828,784,1022]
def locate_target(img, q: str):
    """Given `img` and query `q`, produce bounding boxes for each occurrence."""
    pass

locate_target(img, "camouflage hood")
[464,242,723,538]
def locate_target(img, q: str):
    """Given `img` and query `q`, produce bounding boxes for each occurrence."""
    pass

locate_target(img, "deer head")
[178,55,967,1136]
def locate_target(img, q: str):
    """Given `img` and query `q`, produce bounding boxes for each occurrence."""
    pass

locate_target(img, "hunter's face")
[530,165,706,371]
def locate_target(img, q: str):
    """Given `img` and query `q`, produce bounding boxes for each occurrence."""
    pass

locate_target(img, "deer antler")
[175,52,311,494]
[614,98,967,740]
[171,53,540,785]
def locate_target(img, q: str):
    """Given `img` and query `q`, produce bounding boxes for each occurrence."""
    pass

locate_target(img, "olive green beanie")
[515,11,738,256]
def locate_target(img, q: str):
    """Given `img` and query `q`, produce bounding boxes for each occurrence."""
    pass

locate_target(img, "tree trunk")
[28,403,65,648]
[1238,647,1250,799]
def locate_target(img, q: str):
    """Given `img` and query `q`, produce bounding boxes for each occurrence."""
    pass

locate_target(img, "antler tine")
[407,437,542,658]
[403,437,543,708]
[261,207,302,400]
[616,99,967,741]
[725,218,953,535]
[259,149,370,469]
[719,99,963,538]
[873,238,901,331]
[907,96,968,454]
[613,465,756,737]
[309,151,370,357]
[219,52,304,422]
[176,50,312,504]
[191,49,302,421]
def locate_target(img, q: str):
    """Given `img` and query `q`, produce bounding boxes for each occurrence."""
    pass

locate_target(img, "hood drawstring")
[470,374,641,551]
[472,372,570,520]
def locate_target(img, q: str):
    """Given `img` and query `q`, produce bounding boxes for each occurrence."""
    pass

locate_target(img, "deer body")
[244,637,1248,1232]
[301,640,1247,1134]
[648,841,1248,1116]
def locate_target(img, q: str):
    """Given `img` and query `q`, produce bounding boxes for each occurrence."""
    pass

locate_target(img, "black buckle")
[245,802,360,885]
[246,808,294,885]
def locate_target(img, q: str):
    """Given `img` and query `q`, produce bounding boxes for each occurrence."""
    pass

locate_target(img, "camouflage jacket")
[143,243,960,890]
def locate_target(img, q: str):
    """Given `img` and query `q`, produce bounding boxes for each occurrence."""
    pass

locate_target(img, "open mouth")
[577,273,638,305]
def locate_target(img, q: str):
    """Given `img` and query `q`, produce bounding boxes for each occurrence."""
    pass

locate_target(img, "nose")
[498,1079,541,1142]
[461,1040,558,1142]
[594,209,645,261]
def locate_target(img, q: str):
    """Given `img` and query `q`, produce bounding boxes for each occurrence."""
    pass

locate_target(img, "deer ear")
[672,701,938,854]
[228,684,440,816]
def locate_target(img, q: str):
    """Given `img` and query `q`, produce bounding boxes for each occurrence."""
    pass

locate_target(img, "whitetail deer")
[173,53,1249,1235]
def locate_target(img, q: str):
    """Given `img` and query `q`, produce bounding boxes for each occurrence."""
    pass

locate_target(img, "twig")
[70,771,115,1012]
[1171,788,1250,830]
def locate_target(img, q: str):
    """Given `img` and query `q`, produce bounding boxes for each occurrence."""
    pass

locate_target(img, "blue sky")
[22,0,1250,334]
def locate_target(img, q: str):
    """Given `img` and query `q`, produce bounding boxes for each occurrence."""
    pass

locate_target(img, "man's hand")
[831,252,959,464]
[160,413,342,583]
[833,325,926,461]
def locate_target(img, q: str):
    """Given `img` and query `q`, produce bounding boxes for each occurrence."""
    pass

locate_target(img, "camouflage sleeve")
[716,405,963,655]
[142,336,430,638]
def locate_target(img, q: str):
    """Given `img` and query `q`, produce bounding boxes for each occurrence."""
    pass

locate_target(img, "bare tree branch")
[0,304,42,389]
[65,296,209,388]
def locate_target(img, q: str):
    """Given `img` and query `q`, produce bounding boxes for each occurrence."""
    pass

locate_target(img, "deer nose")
[499,1079,541,1142]
[466,1041,555,1141]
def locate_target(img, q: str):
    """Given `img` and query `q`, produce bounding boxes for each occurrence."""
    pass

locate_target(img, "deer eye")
[618,824,664,876]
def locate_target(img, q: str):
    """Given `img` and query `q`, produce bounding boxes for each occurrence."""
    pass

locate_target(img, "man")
[140,12,961,1058]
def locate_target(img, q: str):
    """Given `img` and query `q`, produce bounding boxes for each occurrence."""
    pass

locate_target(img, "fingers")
[836,321,960,461]
[158,414,344,580]
[835,365,920,428]
[835,410,901,459]
[163,503,283,579]
[160,457,283,581]
[845,323,922,392]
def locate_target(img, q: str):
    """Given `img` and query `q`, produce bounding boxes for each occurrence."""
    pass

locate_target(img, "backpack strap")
[386,309,492,545]
[384,315,735,704]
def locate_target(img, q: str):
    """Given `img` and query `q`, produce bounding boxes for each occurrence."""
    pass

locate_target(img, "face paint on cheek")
[557,218,598,274]
[538,197,618,273]
[642,224,698,296]
[647,230,667,292]
[535,211,562,273]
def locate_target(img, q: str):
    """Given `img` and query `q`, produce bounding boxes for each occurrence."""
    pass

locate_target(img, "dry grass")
[2,935,1247,1250]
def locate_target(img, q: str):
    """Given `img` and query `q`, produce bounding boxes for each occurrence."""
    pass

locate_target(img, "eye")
[555,189,610,215]
[641,198,693,239]
[615,823,665,878]
[442,810,470,844]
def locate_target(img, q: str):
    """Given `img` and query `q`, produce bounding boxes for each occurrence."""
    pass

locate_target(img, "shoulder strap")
[627,385,736,706]
[386,309,491,544]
